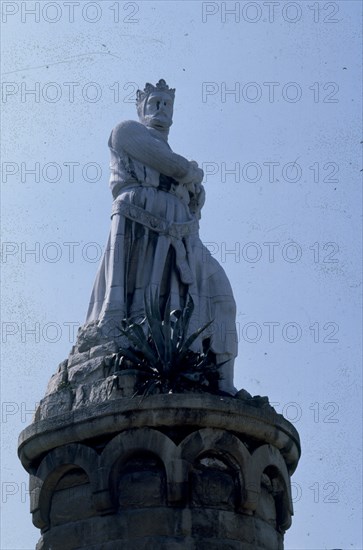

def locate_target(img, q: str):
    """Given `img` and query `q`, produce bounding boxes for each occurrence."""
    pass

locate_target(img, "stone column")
[18,346,300,550]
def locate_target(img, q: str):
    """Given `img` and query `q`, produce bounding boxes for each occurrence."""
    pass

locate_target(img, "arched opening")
[49,466,95,527]
[255,465,290,531]
[255,471,277,527]
[190,453,239,510]
[116,452,167,509]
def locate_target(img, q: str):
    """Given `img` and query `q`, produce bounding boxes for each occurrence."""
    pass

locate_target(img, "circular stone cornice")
[18,393,300,473]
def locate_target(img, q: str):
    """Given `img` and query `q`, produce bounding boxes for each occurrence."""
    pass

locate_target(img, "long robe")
[86,120,238,363]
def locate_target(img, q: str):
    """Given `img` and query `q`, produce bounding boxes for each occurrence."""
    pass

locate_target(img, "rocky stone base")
[37,321,276,420]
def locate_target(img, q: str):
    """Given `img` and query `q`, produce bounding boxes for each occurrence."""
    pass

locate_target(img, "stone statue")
[85,79,238,394]
[19,80,300,550]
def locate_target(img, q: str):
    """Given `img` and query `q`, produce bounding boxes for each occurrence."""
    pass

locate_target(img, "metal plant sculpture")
[114,290,221,395]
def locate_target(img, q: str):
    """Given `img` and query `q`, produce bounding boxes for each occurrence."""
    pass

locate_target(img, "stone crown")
[136,79,175,106]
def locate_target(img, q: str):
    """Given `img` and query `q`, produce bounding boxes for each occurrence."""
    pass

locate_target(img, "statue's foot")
[216,356,237,396]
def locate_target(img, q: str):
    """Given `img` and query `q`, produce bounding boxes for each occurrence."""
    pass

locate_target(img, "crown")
[136,79,175,106]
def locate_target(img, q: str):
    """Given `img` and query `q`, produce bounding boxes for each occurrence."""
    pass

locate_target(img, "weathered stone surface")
[67,357,105,386]
[19,394,300,474]
[50,474,96,526]
[40,351,278,421]
[89,341,119,359]
[44,360,68,395]
[44,372,64,396]
[73,384,89,410]
[74,374,128,407]
[76,321,104,352]
[35,509,284,549]
[67,350,90,368]
[36,389,74,421]
[19,393,299,549]
[191,465,236,510]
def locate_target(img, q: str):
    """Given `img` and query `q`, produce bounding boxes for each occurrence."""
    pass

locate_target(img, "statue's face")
[142,91,174,130]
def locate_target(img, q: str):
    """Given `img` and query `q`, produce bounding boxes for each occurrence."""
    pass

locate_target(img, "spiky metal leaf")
[114,290,220,395]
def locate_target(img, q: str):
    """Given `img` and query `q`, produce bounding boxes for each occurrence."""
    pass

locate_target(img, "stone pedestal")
[19,388,300,549]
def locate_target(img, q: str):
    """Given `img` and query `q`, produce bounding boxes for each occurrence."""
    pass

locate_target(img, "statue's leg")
[216,353,237,395]
[195,241,239,393]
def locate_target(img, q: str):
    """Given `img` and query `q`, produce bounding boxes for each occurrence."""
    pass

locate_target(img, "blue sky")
[1,1,362,548]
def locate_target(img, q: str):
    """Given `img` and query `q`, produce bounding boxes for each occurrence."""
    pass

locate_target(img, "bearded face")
[139,91,174,130]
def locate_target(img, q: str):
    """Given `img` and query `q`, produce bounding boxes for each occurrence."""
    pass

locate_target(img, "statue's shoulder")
[110,119,146,147]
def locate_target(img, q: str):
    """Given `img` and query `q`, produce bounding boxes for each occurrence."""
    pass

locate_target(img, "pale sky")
[1,1,362,548]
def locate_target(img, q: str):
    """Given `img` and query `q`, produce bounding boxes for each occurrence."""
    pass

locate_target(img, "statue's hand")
[190,160,204,184]
[180,160,204,186]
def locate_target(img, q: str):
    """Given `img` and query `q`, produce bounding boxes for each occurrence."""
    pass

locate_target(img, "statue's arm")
[110,120,191,179]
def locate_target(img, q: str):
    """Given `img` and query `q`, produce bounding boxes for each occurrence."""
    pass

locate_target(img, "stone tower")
[18,329,300,550]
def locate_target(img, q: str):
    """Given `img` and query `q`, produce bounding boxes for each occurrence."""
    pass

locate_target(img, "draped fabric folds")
[86,184,237,359]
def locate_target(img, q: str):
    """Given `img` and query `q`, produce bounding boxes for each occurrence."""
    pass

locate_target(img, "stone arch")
[247,444,293,530]
[100,428,180,506]
[179,428,251,509]
[117,451,167,509]
[31,443,99,530]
